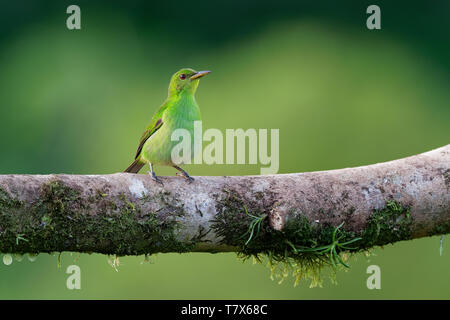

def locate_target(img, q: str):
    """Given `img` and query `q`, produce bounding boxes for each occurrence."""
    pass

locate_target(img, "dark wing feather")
[134,117,163,159]
[133,98,169,161]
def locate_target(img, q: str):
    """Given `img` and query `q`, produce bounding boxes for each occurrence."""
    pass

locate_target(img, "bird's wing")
[134,103,167,160]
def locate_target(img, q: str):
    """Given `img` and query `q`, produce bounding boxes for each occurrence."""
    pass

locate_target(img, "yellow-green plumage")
[124,68,210,183]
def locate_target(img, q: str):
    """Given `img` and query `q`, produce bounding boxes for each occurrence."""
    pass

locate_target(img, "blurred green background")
[0,0,449,299]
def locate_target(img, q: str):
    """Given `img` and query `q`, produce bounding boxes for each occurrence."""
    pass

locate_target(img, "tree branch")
[0,145,448,256]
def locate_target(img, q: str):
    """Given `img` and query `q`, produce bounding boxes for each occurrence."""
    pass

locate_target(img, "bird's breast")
[142,105,201,165]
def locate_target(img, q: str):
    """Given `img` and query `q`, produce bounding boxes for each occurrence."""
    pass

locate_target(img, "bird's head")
[168,68,211,96]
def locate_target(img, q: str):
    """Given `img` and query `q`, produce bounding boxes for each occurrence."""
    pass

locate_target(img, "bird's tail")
[124,159,145,173]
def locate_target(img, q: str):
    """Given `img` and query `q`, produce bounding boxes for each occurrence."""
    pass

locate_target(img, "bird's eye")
[179,74,186,80]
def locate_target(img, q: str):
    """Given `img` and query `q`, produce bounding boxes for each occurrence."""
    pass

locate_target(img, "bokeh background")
[0,0,449,299]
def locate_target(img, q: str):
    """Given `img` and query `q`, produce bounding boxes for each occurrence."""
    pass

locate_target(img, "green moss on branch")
[0,180,199,255]
[211,191,416,286]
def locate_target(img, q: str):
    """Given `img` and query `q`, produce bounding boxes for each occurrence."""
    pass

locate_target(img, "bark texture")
[0,145,448,255]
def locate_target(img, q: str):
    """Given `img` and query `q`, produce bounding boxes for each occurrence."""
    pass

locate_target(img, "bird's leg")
[147,163,163,185]
[173,165,194,183]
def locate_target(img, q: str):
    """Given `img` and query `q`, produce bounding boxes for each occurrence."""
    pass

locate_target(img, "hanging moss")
[211,190,415,286]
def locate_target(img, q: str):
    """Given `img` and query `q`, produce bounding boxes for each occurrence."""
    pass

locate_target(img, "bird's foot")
[176,172,195,183]
[147,171,164,185]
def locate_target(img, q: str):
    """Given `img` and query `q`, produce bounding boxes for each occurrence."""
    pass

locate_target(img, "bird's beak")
[190,70,211,80]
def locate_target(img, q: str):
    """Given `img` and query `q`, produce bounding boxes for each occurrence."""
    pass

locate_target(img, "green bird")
[124,68,211,184]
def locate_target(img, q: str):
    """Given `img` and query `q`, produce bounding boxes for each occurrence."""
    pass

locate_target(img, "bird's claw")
[176,172,195,183]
